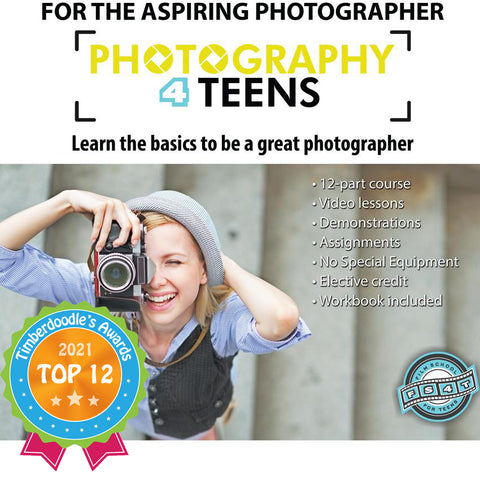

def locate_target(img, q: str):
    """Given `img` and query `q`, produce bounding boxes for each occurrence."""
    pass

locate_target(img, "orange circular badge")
[28,328,122,421]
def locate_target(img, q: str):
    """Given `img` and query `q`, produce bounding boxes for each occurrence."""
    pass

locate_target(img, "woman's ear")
[200,262,208,285]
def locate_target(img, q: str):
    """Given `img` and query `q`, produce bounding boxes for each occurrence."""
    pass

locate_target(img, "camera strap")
[87,243,95,273]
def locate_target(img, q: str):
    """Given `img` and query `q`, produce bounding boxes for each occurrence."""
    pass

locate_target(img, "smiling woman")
[139,220,208,338]
[0,189,311,440]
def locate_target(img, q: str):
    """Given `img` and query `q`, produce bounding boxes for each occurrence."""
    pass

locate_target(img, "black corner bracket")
[75,30,96,52]
[390,101,412,123]
[75,101,96,122]
[390,30,412,52]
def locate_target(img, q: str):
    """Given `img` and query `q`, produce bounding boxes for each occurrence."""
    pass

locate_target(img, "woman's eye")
[167,260,181,265]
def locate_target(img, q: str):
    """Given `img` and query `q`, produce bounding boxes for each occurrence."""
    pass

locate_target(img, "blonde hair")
[132,211,231,327]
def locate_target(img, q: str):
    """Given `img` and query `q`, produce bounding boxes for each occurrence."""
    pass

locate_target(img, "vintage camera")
[93,221,155,312]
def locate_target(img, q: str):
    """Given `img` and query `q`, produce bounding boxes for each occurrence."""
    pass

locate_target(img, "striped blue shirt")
[0,243,311,438]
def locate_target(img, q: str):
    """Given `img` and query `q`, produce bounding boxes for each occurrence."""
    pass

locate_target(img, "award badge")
[2,302,148,470]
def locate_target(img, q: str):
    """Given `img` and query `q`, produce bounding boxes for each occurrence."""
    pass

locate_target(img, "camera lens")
[98,255,135,292]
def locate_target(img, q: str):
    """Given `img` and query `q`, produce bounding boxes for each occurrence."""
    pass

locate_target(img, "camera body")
[93,221,155,312]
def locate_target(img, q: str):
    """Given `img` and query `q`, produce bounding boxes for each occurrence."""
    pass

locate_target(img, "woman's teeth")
[147,293,176,304]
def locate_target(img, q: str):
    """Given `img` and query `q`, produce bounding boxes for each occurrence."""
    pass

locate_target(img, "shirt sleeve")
[210,293,311,357]
[0,244,95,305]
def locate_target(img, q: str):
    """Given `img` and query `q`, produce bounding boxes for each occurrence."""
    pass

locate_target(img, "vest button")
[154,418,165,426]
[148,384,157,393]
[152,408,159,415]
[149,398,157,406]
[214,400,223,408]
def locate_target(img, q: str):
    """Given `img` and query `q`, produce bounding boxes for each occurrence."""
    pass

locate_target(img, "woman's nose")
[148,268,168,289]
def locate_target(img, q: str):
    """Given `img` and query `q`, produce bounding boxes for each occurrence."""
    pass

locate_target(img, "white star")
[51,395,61,406]
[88,395,99,406]
[66,390,83,406]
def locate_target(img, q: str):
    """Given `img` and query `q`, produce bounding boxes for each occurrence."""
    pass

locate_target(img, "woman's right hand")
[0,189,141,252]
[64,190,141,251]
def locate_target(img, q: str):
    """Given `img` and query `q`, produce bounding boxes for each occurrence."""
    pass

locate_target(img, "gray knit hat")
[126,191,224,286]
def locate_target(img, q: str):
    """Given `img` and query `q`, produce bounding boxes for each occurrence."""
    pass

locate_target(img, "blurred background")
[1,164,480,440]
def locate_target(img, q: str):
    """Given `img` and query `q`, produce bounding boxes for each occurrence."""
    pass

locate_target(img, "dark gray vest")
[147,325,235,438]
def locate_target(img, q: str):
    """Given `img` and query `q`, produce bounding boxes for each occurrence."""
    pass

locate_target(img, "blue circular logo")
[398,351,478,422]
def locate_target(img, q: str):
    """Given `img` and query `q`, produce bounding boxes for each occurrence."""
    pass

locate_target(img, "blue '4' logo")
[159,78,189,107]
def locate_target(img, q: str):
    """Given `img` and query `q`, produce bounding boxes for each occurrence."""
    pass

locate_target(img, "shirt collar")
[126,313,199,370]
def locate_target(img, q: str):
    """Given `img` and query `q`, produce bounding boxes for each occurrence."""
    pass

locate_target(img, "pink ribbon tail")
[21,433,66,471]
[83,433,128,470]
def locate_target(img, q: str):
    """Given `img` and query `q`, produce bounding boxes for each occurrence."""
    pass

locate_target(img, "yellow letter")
[342,45,367,74]
[288,45,315,74]
[318,45,338,74]
[370,45,394,73]
[233,44,261,74]
[113,45,139,74]
[144,44,173,74]
[176,45,197,74]
[199,45,228,74]
[91,45,109,74]
[266,45,286,74]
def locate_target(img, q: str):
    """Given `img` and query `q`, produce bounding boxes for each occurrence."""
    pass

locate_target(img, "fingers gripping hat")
[126,191,224,286]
